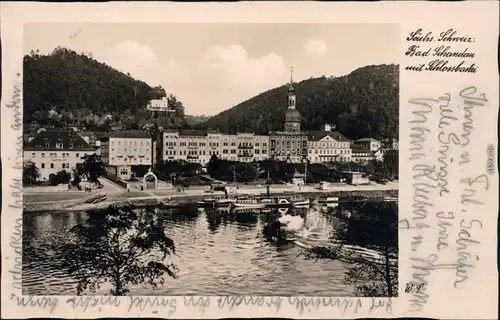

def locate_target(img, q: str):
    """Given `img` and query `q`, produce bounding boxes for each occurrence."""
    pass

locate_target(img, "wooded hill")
[201,64,399,140]
[23,47,188,131]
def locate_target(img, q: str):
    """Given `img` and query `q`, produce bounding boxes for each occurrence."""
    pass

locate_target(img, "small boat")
[292,198,310,207]
[216,198,236,206]
[263,220,298,248]
[318,196,339,204]
[197,198,217,207]
[231,197,264,209]
[159,200,181,209]
[383,197,398,202]
[85,192,107,204]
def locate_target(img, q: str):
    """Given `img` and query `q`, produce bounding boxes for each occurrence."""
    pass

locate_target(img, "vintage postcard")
[1,1,498,319]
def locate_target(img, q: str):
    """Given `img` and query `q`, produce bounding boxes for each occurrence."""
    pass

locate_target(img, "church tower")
[284,67,301,133]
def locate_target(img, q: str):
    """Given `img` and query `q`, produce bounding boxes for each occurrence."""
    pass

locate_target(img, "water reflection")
[23,203,364,296]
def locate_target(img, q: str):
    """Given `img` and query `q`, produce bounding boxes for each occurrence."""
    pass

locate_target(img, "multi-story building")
[158,129,213,165]
[307,129,351,163]
[269,69,308,163]
[23,128,95,180]
[100,131,152,180]
[158,129,269,165]
[350,144,374,163]
[249,134,269,162]
[356,138,381,153]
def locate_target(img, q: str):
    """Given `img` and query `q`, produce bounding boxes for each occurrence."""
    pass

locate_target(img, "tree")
[57,170,72,184]
[304,201,398,297]
[78,154,104,183]
[23,161,40,185]
[383,150,398,180]
[183,162,202,176]
[206,154,220,178]
[56,205,178,295]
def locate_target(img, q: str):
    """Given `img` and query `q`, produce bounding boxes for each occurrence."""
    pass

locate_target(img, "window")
[41,163,45,169]
[46,143,50,148]
[56,142,63,148]
[32,153,35,156]
[41,153,45,158]
[76,153,79,158]
[50,163,54,169]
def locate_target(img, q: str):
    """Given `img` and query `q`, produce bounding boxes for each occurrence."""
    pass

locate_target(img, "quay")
[23,182,398,213]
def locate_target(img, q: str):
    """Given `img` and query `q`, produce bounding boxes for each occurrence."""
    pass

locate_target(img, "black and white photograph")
[22,23,400,297]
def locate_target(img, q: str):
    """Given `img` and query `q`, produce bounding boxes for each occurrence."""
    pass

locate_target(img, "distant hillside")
[201,64,399,140]
[185,115,212,127]
[23,47,187,132]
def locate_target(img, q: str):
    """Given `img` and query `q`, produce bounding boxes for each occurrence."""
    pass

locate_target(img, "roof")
[351,145,372,154]
[24,129,95,151]
[307,130,350,142]
[269,131,308,136]
[179,129,208,137]
[357,138,379,142]
[106,130,151,139]
[285,109,301,122]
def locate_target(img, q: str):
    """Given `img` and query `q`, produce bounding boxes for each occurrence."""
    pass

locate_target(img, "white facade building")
[307,131,351,163]
[100,131,152,180]
[23,129,95,180]
[158,130,269,165]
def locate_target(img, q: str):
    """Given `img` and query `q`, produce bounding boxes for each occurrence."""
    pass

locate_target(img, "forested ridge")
[201,64,399,140]
[24,47,187,131]
[24,47,398,140]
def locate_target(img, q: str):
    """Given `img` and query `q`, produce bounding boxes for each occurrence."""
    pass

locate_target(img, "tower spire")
[288,66,295,93]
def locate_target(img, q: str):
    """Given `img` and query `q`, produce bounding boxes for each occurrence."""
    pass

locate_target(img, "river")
[22,204,360,296]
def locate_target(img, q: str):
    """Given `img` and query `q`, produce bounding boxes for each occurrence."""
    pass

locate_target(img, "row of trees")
[152,151,398,186]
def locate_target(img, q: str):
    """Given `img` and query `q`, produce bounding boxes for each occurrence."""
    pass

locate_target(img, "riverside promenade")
[24,181,398,212]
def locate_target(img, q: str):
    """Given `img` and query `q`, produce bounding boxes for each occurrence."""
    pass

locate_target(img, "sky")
[25,23,399,116]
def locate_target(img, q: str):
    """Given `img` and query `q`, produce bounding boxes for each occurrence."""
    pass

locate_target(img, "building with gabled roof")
[24,128,95,180]
[307,130,352,163]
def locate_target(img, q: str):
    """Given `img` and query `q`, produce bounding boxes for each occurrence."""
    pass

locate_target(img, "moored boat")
[292,198,310,207]
[216,198,236,206]
[318,196,339,204]
[231,197,264,209]
[196,198,217,207]
[85,192,107,204]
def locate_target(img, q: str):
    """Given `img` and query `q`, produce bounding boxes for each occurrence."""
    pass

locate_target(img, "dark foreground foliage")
[303,201,398,297]
[56,205,178,295]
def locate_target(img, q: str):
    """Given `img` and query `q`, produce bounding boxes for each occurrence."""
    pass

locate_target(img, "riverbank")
[23,183,398,213]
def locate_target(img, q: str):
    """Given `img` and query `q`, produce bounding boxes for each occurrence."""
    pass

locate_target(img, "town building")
[356,138,381,153]
[100,130,152,180]
[269,68,308,163]
[379,137,399,158]
[79,131,107,155]
[23,128,95,180]
[158,129,269,165]
[307,129,352,163]
[158,129,213,165]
